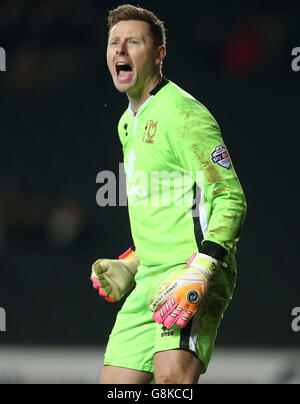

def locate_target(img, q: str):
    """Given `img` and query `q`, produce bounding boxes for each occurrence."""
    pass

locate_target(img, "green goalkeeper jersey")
[118,78,247,266]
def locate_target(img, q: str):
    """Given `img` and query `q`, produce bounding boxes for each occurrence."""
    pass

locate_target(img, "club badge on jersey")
[211,145,231,169]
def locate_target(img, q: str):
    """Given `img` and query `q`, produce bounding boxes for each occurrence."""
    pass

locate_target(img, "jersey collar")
[128,76,169,118]
[150,76,169,96]
[128,96,153,118]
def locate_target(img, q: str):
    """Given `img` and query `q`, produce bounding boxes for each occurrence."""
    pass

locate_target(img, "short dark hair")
[107,4,166,47]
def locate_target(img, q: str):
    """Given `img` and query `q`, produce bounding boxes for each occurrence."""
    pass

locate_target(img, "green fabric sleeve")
[168,105,247,255]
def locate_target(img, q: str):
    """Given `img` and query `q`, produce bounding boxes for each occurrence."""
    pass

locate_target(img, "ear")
[154,45,167,67]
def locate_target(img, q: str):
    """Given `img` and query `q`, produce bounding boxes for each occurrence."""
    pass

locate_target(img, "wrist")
[122,256,140,275]
[187,253,218,271]
[119,247,137,260]
[200,241,227,261]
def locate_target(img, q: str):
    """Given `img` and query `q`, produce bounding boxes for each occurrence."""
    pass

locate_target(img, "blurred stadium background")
[0,0,299,384]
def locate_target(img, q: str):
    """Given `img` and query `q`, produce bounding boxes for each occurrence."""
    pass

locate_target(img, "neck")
[127,72,162,113]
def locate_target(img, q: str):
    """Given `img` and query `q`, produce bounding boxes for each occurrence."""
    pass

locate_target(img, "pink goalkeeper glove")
[91,248,139,302]
[150,253,220,329]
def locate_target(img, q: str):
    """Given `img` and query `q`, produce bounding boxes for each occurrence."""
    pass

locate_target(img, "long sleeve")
[168,103,247,258]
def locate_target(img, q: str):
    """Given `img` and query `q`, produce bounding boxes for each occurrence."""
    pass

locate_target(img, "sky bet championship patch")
[211,145,231,169]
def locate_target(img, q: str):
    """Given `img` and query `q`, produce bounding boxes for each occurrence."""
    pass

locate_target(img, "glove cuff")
[119,247,137,260]
[187,253,218,271]
[118,247,139,277]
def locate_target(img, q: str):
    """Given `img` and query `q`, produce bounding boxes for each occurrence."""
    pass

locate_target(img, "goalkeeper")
[91,5,247,384]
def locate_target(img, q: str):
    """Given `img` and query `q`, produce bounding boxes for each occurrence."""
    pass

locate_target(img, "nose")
[116,41,127,56]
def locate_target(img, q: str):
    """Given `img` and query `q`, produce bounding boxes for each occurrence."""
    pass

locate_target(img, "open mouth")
[116,63,132,74]
[116,63,134,81]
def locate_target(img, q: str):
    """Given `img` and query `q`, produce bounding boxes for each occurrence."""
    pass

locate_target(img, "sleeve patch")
[211,145,231,169]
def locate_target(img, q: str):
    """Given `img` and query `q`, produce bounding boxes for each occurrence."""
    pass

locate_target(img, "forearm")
[204,188,247,255]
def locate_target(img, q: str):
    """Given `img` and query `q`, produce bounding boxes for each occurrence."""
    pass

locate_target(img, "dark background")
[0,0,299,349]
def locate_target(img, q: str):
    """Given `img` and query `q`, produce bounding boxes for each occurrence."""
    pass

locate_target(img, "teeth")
[117,62,127,66]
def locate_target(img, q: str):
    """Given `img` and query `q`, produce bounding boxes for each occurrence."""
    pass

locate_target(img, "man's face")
[107,20,159,94]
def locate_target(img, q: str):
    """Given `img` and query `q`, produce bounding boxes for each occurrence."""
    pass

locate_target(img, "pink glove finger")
[104,296,116,302]
[162,305,187,329]
[99,287,108,297]
[93,277,101,290]
[175,309,194,328]
[93,277,116,302]
[152,297,177,324]
[152,297,179,327]
[152,310,164,325]
[99,287,116,303]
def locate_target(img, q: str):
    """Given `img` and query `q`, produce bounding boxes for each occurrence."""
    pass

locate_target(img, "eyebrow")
[108,31,151,43]
[109,35,142,41]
